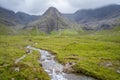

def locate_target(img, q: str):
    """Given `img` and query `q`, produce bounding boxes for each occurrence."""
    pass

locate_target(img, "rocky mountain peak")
[25,6,74,33]
[43,7,61,17]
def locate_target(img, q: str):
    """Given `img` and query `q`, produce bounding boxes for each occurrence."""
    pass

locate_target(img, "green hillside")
[0,23,12,35]
[0,26,120,80]
[0,36,50,80]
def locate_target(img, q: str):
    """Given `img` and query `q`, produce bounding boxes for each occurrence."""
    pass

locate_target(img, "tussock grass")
[0,36,50,80]
[0,26,120,80]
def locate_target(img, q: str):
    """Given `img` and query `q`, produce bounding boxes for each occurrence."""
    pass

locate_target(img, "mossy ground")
[0,26,120,80]
[0,36,50,80]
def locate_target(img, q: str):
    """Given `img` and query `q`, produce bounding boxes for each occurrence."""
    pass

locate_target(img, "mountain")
[0,4,120,34]
[15,12,39,25]
[0,7,39,26]
[64,4,120,30]
[24,7,77,33]
[0,7,16,26]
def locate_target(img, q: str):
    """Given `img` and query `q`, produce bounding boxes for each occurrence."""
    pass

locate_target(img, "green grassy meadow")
[0,26,120,80]
[0,36,50,80]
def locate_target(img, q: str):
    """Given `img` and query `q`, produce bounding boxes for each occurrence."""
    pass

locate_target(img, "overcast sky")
[0,0,120,15]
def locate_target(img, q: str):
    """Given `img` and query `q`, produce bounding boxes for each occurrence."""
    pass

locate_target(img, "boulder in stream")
[63,62,76,73]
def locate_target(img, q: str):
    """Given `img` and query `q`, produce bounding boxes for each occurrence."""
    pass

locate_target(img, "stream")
[27,46,96,80]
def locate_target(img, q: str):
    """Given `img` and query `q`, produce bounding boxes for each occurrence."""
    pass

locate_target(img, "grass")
[0,26,120,80]
[0,36,50,80]
[0,24,13,35]
[33,27,120,80]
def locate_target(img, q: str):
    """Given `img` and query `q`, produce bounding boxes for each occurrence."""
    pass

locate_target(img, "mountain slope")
[0,7,16,26]
[74,4,120,22]
[25,7,77,33]
[15,12,39,25]
[64,4,120,30]
[0,23,14,35]
[0,4,120,34]
[0,7,39,26]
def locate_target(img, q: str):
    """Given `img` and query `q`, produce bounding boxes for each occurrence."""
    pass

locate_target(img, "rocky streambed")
[27,45,96,80]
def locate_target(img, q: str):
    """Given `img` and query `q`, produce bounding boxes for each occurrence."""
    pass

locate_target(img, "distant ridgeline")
[0,4,120,35]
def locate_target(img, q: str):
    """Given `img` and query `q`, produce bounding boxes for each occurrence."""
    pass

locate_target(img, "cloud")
[0,0,50,15]
[68,0,120,9]
[0,0,24,11]
[0,0,120,15]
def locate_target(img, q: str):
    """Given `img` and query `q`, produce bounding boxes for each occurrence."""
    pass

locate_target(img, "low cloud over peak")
[0,0,120,15]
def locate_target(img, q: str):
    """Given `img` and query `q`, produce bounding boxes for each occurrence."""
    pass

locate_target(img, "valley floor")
[0,27,120,80]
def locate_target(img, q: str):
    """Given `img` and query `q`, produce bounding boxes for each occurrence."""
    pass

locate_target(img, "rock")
[3,64,8,66]
[63,62,76,73]
[29,39,32,42]
[39,64,43,67]
[46,55,52,57]
[26,49,32,54]
[15,67,19,72]
[35,78,38,80]
[35,42,38,45]
[41,58,45,61]
[99,61,112,67]
[55,70,62,74]
[117,70,120,74]
[72,54,78,56]
[106,62,112,67]
[11,78,15,80]
[47,57,52,60]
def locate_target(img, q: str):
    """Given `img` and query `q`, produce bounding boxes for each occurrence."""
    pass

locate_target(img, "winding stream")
[27,46,96,80]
